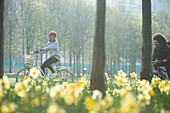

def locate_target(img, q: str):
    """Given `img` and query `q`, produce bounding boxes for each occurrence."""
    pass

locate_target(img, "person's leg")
[40,57,59,75]
[48,65,55,73]
[40,63,46,76]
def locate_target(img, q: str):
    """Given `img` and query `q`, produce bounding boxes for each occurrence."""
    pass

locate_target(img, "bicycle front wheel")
[16,67,30,82]
[57,68,74,82]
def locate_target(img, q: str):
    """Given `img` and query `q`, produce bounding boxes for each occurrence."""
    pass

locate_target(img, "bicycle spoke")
[57,68,74,82]
[16,67,30,82]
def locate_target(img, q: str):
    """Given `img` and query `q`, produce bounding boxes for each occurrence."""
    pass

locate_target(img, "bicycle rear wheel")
[159,69,166,80]
[16,67,30,82]
[57,68,74,82]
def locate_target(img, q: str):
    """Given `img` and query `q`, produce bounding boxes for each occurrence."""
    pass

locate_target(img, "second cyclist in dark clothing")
[152,33,170,80]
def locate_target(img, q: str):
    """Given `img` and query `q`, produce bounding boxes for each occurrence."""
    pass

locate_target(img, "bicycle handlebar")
[152,60,163,65]
[33,50,39,54]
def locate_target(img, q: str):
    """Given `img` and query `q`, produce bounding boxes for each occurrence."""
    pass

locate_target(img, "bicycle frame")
[157,67,167,79]
[25,51,45,76]
[152,60,167,79]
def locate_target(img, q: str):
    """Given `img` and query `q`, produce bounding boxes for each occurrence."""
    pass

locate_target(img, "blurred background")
[3,0,170,76]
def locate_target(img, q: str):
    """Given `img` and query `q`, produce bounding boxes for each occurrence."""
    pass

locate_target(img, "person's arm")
[39,42,49,54]
[166,54,170,61]
[152,48,157,61]
[38,50,47,54]
[43,41,58,51]
[164,42,170,62]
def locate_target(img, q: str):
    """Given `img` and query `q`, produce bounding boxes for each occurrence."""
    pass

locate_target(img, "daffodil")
[49,86,62,98]
[14,83,27,100]
[116,76,128,86]
[22,81,30,92]
[118,92,140,113]
[120,88,128,98]
[92,90,102,100]
[42,80,48,86]
[23,76,31,83]
[0,86,3,99]
[130,72,138,79]
[137,93,151,105]
[159,80,169,94]
[78,77,88,88]
[113,88,120,96]
[8,102,16,113]
[31,80,36,86]
[1,104,9,113]
[62,83,82,105]
[47,103,66,113]
[34,97,40,106]
[62,89,75,105]
[46,103,59,113]
[36,78,41,82]
[118,70,124,76]
[54,77,58,81]
[2,75,10,89]
[35,86,41,92]
[62,82,69,89]
[85,96,100,113]
[136,80,143,87]
[0,102,16,113]
[114,74,117,78]
[100,94,113,110]
[29,67,40,79]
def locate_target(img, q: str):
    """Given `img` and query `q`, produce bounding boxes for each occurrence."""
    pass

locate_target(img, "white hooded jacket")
[42,39,61,60]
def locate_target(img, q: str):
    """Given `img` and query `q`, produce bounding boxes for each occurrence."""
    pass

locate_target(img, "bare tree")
[90,0,106,95]
[0,0,4,78]
[140,0,152,80]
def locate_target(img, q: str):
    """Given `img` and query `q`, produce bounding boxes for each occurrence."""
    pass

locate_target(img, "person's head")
[49,31,56,42]
[152,33,167,48]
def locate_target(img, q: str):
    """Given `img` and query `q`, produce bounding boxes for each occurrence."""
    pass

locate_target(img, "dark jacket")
[152,42,170,61]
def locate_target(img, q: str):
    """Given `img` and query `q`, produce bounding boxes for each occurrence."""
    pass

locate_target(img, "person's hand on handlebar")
[40,49,45,51]
[32,50,39,54]
[163,59,167,63]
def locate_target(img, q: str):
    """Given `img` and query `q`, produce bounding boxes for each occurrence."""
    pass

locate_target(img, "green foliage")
[1,73,170,113]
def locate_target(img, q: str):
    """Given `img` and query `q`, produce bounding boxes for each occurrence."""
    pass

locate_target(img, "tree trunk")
[90,0,106,95]
[9,21,12,73]
[111,59,113,76]
[0,0,4,78]
[69,46,72,71]
[134,48,136,72]
[76,56,80,76]
[113,56,116,74]
[123,46,125,71]
[129,56,131,74]
[82,50,84,76]
[125,49,128,73]
[89,44,91,74]
[140,0,152,80]
[64,42,66,66]
[117,51,120,70]
[131,57,133,72]
[21,3,25,68]
[73,52,76,74]
[106,59,108,73]
[26,33,30,55]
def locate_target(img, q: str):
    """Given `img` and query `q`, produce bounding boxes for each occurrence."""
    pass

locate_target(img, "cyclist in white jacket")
[39,31,61,79]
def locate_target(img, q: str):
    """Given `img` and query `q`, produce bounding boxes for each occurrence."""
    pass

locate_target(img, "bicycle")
[152,60,167,80]
[16,51,74,82]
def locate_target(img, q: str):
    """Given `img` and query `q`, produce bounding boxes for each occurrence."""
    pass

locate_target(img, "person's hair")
[152,33,168,44]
